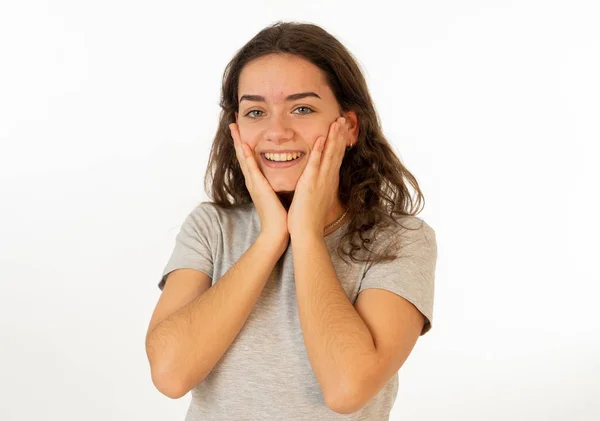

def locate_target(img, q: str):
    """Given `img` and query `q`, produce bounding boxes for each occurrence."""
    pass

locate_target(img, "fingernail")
[339,117,346,125]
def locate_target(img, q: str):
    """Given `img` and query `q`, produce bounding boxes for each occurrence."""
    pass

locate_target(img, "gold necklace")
[324,209,348,233]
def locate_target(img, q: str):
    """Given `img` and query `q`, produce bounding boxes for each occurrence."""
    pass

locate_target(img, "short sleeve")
[158,203,214,291]
[358,218,437,336]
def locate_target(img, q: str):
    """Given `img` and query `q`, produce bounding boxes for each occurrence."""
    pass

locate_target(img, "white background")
[1,1,598,420]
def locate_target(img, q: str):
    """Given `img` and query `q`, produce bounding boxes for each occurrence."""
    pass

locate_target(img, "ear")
[342,110,359,146]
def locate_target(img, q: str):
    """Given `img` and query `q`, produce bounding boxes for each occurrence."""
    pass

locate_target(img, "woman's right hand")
[229,122,289,247]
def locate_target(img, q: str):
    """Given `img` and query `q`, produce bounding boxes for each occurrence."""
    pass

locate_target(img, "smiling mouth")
[262,152,305,161]
[260,152,306,168]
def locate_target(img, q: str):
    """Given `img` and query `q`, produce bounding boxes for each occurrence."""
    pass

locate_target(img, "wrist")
[290,230,322,244]
[257,232,290,255]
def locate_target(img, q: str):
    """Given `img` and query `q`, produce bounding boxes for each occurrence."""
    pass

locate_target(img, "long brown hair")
[204,21,427,264]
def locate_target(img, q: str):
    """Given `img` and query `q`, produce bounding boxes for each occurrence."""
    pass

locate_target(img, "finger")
[336,118,348,166]
[229,123,244,163]
[235,133,260,175]
[230,124,258,192]
[229,122,264,184]
[304,135,325,179]
[241,141,262,177]
[230,123,251,176]
[320,119,342,173]
[333,118,347,168]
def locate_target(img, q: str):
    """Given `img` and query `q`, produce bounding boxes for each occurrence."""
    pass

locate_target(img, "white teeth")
[265,152,302,162]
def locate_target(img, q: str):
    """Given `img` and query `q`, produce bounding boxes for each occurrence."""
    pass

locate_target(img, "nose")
[265,115,294,144]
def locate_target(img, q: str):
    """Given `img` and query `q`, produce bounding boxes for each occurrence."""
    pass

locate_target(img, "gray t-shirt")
[158,201,437,420]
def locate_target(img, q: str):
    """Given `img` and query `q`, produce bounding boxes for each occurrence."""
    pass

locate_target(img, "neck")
[278,191,294,210]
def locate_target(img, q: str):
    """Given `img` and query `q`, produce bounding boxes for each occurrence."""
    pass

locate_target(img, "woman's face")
[235,53,354,194]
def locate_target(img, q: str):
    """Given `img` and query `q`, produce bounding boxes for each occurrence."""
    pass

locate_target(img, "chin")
[274,186,296,195]
[267,178,298,194]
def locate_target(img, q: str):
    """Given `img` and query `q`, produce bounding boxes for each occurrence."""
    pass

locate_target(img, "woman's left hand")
[288,116,348,238]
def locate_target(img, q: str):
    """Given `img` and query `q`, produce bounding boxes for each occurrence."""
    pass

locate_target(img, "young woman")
[146,21,438,420]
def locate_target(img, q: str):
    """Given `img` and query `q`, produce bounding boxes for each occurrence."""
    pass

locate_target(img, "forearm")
[291,233,377,403]
[147,234,288,397]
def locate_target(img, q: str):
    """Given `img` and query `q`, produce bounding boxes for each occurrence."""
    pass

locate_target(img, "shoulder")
[375,213,435,238]
[371,214,436,255]
[395,215,436,241]
[188,201,253,220]
[186,201,257,234]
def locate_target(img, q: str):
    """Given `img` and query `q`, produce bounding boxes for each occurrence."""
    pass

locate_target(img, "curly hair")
[203,21,427,265]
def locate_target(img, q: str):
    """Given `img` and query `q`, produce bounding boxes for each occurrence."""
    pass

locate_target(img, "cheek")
[238,127,260,149]
[297,124,328,147]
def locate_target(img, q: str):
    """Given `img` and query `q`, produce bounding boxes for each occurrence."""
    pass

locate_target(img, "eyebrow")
[239,91,321,104]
